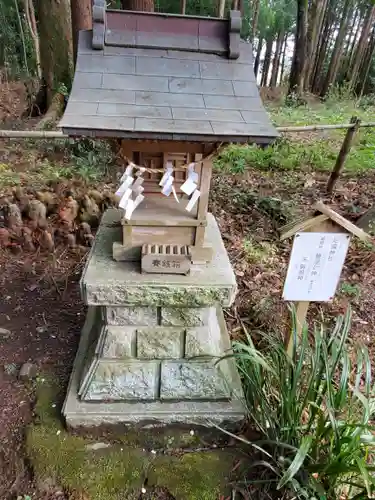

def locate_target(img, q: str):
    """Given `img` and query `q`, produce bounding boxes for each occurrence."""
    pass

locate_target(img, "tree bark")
[358,28,375,98]
[279,33,288,83]
[71,0,92,64]
[251,0,260,42]
[261,36,273,87]
[24,0,41,78]
[349,4,375,90]
[121,0,154,11]
[36,0,73,112]
[270,28,284,87]
[347,6,364,74]
[305,0,327,90]
[218,0,226,18]
[180,0,186,14]
[321,0,352,96]
[254,37,263,78]
[311,0,334,93]
[288,0,308,95]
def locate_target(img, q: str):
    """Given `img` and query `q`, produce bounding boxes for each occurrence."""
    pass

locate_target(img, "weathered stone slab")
[83,360,159,401]
[81,211,237,308]
[185,327,221,358]
[100,326,136,358]
[64,307,245,426]
[161,307,210,327]
[160,360,229,400]
[137,327,183,359]
[105,306,157,326]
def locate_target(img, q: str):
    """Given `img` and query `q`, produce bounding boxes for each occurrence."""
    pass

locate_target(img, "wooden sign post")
[280,201,372,357]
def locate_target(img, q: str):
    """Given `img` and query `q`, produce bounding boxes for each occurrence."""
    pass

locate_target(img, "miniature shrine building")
[60,5,278,428]
[60,7,277,265]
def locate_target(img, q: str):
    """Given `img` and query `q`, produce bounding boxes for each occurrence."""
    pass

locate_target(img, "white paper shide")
[282,232,350,302]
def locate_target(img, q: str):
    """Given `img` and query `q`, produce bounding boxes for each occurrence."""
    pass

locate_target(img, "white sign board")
[282,232,350,302]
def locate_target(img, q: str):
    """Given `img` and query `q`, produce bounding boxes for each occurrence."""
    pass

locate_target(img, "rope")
[117,144,222,174]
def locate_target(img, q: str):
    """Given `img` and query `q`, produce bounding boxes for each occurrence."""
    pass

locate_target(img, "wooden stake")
[326,116,361,194]
[286,301,309,358]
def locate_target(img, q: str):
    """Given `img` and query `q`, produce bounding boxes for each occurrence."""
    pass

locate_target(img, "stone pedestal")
[64,210,244,429]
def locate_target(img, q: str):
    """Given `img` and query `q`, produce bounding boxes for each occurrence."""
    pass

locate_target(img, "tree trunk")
[36,0,73,112]
[71,0,92,64]
[280,33,288,83]
[218,0,226,17]
[311,0,334,93]
[344,6,358,56]
[251,0,260,42]
[288,0,308,95]
[261,36,273,87]
[349,4,375,90]
[321,0,352,96]
[121,0,154,10]
[270,29,284,87]
[347,6,364,74]
[305,0,327,90]
[254,37,263,78]
[24,0,41,78]
[358,28,375,97]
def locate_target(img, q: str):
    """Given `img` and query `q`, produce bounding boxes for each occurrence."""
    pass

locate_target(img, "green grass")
[215,95,375,175]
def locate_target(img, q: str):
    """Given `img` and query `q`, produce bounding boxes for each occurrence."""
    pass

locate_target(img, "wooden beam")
[314,201,372,242]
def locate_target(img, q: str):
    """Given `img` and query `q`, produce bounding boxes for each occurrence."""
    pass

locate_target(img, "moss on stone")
[148,451,235,500]
[27,377,237,500]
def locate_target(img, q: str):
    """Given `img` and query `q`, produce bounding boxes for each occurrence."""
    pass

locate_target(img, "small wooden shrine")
[60,3,278,274]
[60,3,279,430]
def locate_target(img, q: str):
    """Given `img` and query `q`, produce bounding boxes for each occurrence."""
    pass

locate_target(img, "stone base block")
[63,308,245,428]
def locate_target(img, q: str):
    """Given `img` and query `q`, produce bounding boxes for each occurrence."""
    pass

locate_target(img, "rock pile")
[0,187,117,252]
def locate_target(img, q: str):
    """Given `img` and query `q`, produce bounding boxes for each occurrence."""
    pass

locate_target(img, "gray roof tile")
[135,118,213,134]
[135,91,205,108]
[168,77,234,95]
[172,107,244,122]
[97,103,172,118]
[60,30,278,143]
[102,73,169,92]
[136,56,200,78]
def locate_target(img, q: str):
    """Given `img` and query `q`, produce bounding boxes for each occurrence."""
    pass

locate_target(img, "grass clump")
[243,238,277,265]
[226,309,375,499]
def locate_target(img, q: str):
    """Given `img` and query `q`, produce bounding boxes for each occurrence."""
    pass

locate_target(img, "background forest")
[1,0,375,110]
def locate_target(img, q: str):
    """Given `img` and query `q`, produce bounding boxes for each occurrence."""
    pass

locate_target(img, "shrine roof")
[59,9,278,144]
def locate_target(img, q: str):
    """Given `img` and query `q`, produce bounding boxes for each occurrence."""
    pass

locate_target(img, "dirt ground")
[1,82,375,499]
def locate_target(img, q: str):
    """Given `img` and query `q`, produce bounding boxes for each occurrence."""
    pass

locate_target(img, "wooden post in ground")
[326,116,361,194]
[180,0,186,14]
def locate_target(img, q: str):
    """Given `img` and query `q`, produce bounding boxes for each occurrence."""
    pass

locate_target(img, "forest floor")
[0,81,375,499]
